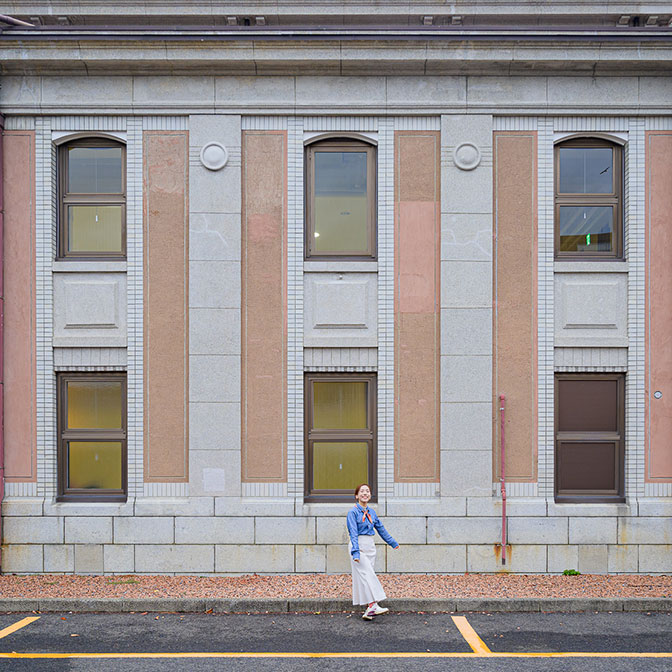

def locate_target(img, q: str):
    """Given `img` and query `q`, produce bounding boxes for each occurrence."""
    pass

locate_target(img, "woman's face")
[356,485,371,505]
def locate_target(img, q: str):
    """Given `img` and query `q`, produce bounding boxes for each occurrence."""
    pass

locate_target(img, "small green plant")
[563,569,581,576]
[106,577,140,585]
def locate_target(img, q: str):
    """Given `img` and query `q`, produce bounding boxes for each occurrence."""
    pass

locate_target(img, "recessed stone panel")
[304,272,377,347]
[555,273,627,347]
[53,272,126,347]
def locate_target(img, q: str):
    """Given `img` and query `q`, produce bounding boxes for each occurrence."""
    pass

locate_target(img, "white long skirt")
[349,535,387,606]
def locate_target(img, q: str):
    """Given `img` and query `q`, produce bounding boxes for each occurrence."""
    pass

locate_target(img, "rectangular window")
[57,373,127,501]
[305,373,376,502]
[554,139,623,259]
[58,139,126,259]
[305,139,376,259]
[555,374,625,503]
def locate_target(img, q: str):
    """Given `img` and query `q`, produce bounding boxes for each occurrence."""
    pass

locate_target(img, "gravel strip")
[0,574,669,601]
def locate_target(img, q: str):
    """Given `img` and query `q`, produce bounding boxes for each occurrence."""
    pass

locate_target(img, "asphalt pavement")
[0,610,671,672]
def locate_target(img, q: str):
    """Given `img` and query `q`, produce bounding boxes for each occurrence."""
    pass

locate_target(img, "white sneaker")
[372,605,389,615]
[362,607,376,620]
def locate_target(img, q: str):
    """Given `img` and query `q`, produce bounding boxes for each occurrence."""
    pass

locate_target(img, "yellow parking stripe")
[451,615,492,655]
[0,617,40,640]
[0,651,672,659]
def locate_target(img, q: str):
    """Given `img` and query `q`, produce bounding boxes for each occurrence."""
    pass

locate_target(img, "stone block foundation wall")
[3,498,672,574]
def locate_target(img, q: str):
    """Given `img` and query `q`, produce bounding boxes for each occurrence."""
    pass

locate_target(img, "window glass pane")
[314,151,368,253]
[68,146,123,194]
[558,379,618,432]
[68,205,123,253]
[313,381,368,429]
[313,442,368,490]
[559,206,613,253]
[67,381,123,429]
[558,147,613,193]
[68,441,123,490]
[557,442,616,491]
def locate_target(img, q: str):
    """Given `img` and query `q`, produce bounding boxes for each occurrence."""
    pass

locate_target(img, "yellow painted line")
[451,615,492,655]
[0,617,40,640]
[0,651,672,659]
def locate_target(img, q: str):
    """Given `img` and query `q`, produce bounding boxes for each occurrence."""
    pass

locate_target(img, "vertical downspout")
[0,114,5,570]
[499,394,507,565]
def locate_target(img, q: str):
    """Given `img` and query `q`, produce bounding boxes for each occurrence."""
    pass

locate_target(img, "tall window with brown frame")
[304,373,376,502]
[57,373,127,502]
[554,138,623,259]
[58,138,126,259]
[305,138,376,259]
[555,374,625,503]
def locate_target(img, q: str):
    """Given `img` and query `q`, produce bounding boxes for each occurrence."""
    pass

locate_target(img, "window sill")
[53,260,127,273]
[304,261,378,273]
[554,260,628,273]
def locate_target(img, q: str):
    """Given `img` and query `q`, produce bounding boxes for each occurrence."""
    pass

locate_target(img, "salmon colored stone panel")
[646,131,672,481]
[394,132,440,482]
[3,132,37,482]
[143,131,189,482]
[242,131,287,482]
[493,132,537,482]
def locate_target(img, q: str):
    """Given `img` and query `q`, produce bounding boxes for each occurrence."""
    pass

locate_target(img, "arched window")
[554,137,623,259]
[305,137,376,259]
[58,138,126,259]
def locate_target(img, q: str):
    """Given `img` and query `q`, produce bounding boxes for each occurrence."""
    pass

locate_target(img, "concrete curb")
[0,597,670,613]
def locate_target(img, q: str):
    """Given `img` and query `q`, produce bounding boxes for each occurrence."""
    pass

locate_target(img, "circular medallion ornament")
[453,142,481,171]
[200,142,228,171]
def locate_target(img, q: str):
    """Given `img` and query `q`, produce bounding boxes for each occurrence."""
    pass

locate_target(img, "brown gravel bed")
[0,574,669,600]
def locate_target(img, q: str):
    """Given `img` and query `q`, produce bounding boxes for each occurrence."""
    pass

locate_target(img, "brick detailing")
[537,117,554,499]
[287,117,305,497]
[627,119,646,499]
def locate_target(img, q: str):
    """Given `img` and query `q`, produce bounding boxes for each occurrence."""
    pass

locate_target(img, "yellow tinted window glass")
[67,381,123,429]
[313,381,367,429]
[313,442,368,490]
[68,205,123,253]
[313,151,369,253]
[68,441,122,490]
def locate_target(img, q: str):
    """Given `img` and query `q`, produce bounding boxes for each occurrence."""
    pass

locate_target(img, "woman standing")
[347,483,399,620]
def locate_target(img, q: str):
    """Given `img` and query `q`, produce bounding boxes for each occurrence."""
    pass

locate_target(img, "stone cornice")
[1,32,670,76]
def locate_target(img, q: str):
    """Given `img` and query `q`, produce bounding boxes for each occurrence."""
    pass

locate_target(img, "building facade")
[1,1,671,574]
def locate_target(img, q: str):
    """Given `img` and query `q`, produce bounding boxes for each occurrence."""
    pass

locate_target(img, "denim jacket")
[346,503,398,560]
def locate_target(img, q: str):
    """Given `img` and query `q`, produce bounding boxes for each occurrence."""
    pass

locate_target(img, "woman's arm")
[346,510,361,560]
[373,515,399,549]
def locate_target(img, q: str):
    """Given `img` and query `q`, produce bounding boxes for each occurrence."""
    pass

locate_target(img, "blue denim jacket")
[346,503,398,560]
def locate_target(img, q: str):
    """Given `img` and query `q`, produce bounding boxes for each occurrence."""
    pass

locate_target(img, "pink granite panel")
[493,132,537,482]
[394,132,440,482]
[143,132,189,482]
[242,131,287,482]
[647,132,672,481]
[3,132,36,482]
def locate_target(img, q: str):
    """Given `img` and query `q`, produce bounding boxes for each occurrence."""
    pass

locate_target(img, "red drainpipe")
[0,114,5,570]
[499,394,507,565]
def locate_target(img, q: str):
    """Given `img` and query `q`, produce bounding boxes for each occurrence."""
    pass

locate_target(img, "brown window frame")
[305,138,377,260]
[57,372,127,502]
[304,372,377,503]
[554,373,625,503]
[554,137,623,260]
[58,138,127,260]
